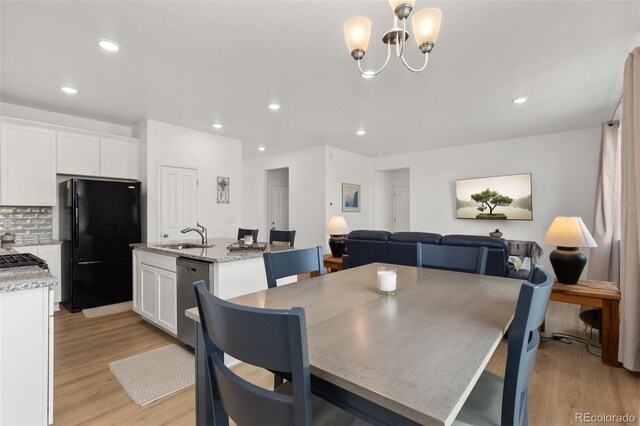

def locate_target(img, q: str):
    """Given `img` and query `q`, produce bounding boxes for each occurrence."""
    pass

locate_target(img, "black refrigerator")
[60,178,141,313]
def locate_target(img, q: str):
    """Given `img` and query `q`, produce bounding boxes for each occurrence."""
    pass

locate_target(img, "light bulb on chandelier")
[343,1,442,77]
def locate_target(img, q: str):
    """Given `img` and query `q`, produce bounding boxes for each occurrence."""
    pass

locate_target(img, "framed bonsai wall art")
[455,173,532,220]
[342,183,361,212]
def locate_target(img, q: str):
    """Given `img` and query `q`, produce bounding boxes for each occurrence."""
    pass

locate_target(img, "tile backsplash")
[0,206,53,244]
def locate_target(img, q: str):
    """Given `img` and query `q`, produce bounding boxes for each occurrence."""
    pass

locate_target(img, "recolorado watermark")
[575,412,636,423]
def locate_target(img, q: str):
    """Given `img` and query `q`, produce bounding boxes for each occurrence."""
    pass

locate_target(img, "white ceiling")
[1,1,638,158]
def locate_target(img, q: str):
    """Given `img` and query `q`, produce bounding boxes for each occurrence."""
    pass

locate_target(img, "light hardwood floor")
[53,301,639,426]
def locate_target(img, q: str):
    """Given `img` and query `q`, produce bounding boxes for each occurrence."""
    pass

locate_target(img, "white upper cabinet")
[0,123,56,206]
[56,132,100,176]
[100,137,138,180]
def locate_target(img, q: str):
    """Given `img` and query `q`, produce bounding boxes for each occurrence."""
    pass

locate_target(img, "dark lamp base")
[328,235,346,258]
[549,247,587,285]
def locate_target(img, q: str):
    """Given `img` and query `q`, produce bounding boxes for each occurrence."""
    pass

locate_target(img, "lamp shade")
[541,217,597,248]
[343,16,372,54]
[388,0,416,13]
[411,8,442,46]
[326,216,349,235]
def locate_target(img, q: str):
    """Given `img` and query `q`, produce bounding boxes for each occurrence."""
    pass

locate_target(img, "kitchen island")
[130,238,296,344]
[0,261,57,425]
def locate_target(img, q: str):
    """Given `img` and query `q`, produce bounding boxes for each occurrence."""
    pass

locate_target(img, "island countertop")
[0,266,60,293]
[131,238,295,263]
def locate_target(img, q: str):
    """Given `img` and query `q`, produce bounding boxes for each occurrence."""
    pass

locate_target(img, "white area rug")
[82,301,132,318]
[109,344,195,406]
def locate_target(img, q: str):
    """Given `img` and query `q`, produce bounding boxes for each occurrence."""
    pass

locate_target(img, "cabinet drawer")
[139,251,177,272]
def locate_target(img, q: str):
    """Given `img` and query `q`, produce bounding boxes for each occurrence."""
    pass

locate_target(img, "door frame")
[157,163,199,242]
[392,185,410,232]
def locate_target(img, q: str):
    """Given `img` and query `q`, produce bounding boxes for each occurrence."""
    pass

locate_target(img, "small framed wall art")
[217,176,230,203]
[342,183,361,212]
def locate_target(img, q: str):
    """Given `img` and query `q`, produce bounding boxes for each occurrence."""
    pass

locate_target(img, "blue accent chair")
[263,246,324,289]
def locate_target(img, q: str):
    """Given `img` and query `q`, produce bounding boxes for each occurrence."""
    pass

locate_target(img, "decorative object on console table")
[542,216,597,284]
[489,229,503,238]
[342,183,361,212]
[217,176,230,203]
[326,216,349,258]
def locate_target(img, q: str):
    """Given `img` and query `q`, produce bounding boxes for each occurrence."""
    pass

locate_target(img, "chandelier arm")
[400,51,429,73]
[357,42,392,76]
[397,18,406,58]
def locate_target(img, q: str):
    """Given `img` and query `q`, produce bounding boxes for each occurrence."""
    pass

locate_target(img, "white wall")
[142,119,243,242]
[325,146,373,234]
[243,146,326,250]
[0,102,133,137]
[373,127,601,271]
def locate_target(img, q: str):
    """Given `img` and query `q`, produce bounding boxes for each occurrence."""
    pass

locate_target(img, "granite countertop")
[1,240,61,252]
[0,266,59,293]
[131,238,296,263]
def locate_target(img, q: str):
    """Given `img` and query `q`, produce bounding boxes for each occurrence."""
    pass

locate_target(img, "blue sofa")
[343,230,519,278]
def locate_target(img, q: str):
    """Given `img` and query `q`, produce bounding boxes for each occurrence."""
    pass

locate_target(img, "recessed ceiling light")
[212,123,222,129]
[513,97,528,104]
[98,39,121,52]
[357,130,366,136]
[258,146,266,151]
[376,152,383,156]
[268,104,280,111]
[61,86,77,95]
[362,71,376,79]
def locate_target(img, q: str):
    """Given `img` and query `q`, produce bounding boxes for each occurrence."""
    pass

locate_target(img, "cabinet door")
[13,246,36,255]
[38,245,62,304]
[100,138,138,179]
[139,264,157,322]
[132,251,141,313]
[156,268,177,335]
[0,124,56,206]
[56,132,100,176]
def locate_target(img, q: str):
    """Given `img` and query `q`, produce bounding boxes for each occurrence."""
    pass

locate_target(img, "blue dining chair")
[417,243,489,275]
[237,228,259,241]
[263,246,324,289]
[269,229,296,247]
[192,281,366,426]
[453,265,554,426]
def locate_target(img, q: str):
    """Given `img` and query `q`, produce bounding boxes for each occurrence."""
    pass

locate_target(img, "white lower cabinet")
[133,250,177,335]
[14,244,62,309]
[0,286,54,425]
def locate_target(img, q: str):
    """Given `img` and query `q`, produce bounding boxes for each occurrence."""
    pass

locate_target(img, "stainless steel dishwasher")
[176,257,214,348]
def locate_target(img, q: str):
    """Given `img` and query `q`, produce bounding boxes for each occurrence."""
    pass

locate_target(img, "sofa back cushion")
[345,230,391,267]
[388,232,443,266]
[440,235,509,277]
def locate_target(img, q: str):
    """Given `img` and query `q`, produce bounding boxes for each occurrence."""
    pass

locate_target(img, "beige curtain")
[620,46,640,371]
[588,122,621,285]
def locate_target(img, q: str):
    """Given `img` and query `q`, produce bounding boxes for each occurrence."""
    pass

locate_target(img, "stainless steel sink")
[158,243,212,250]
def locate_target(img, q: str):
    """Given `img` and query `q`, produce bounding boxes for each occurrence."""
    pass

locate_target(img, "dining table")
[185,262,523,426]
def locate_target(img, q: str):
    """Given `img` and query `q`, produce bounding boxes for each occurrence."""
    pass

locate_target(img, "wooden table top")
[186,263,522,425]
[323,254,343,264]
[552,279,620,301]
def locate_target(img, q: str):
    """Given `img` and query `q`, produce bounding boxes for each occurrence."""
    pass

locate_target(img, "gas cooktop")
[0,253,48,269]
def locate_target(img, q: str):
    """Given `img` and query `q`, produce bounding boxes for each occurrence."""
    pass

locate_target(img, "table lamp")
[541,216,597,284]
[326,216,349,258]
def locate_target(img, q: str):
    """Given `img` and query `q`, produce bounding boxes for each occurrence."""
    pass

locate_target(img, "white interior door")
[268,184,289,230]
[160,165,198,241]
[393,186,410,232]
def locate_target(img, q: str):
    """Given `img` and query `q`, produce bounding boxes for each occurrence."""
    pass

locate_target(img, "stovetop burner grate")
[0,253,48,269]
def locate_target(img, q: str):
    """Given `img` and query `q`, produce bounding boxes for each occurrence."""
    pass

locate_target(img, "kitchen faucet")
[181,222,208,246]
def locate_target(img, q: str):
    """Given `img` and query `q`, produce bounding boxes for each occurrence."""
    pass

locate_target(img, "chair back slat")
[263,246,324,289]
[237,228,259,241]
[501,265,553,426]
[194,282,312,425]
[417,243,489,275]
[269,230,296,247]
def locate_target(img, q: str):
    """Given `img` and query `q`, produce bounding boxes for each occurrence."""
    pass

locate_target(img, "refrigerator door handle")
[74,193,79,248]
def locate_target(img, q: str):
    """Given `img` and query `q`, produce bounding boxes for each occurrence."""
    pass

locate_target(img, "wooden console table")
[323,254,343,272]
[550,279,621,367]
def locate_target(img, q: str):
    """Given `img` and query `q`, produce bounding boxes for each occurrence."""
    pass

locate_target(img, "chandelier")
[343,1,442,77]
